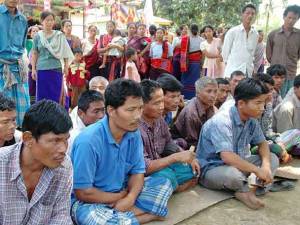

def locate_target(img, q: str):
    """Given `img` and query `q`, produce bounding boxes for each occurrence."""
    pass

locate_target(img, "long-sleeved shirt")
[266,27,300,80]
[273,88,300,133]
[0,142,73,224]
[222,24,258,77]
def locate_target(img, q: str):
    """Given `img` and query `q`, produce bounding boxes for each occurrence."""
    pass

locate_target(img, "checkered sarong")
[72,176,173,225]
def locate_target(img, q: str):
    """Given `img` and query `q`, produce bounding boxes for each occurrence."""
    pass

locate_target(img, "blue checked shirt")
[0,143,73,225]
[196,106,265,178]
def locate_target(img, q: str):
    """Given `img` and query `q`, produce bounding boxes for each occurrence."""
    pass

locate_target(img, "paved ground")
[178,161,300,225]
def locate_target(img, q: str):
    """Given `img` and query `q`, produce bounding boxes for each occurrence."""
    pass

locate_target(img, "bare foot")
[136,214,165,224]
[248,191,265,208]
[175,178,198,192]
[234,192,264,210]
[99,64,106,69]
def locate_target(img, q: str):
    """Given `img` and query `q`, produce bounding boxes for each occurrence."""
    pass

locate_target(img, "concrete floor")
[178,161,300,225]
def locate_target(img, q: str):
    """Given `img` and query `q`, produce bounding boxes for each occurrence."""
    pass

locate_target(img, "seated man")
[197,78,279,209]
[139,80,200,192]
[273,75,300,133]
[71,79,173,225]
[215,78,231,109]
[219,70,245,111]
[156,73,184,126]
[89,75,109,96]
[0,94,21,147]
[0,100,73,223]
[68,90,105,152]
[171,77,218,148]
[266,64,287,109]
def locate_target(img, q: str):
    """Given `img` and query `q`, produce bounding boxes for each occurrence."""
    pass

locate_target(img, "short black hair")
[242,3,257,13]
[40,11,55,21]
[156,27,165,33]
[73,48,83,55]
[256,73,274,86]
[294,75,300,88]
[283,5,300,17]
[78,90,104,112]
[61,19,72,28]
[0,94,16,112]
[266,64,287,77]
[105,79,142,109]
[234,78,269,103]
[22,100,72,140]
[230,70,245,80]
[157,73,183,94]
[140,80,161,103]
[125,47,136,58]
[216,78,230,86]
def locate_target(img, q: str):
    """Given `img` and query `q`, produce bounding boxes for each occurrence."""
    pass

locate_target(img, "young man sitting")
[139,80,200,192]
[215,78,231,109]
[171,77,218,148]
[71,79,173,225]
[156,73,184,126]
[274,75,300,132]
[0,100,73,224]
[197,78,279,209]
[0,94,21,147]
[68,90,105,152]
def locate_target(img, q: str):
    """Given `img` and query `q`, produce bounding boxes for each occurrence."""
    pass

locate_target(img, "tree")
[154,0,261,28]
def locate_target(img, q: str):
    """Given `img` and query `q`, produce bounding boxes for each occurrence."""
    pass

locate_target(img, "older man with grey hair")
[171,77,218,148]
[89,76,109,96]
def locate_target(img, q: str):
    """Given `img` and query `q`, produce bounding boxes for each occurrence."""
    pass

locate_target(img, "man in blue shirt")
[71,79,173,225]
[0,0,30,127]
[197,78,279,210]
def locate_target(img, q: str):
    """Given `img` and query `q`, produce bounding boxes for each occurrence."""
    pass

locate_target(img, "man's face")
[4,0,18,8]
[164,91,181,113]
[79,101,105,126]
[28,132,70,169]
[143,88,165,120]
[294,87,300,100]
[197,84,218,107]
[216,84,231,105]
[239,94,267,119]
[90,81,107,96]
[108,96,143,132]
[284,12,299,29]
[258,32,264,42]
[272,75,285,91]
[242,7,256,25]
[230,75,245,94]
[0,110,17,142]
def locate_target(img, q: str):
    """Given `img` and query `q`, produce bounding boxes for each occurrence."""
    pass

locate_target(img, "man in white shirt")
[68,90,105,153]
[222,3,259,78]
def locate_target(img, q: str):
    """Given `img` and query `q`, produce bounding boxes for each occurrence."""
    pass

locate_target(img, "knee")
[270,152,280,173]
[223,167,247,191]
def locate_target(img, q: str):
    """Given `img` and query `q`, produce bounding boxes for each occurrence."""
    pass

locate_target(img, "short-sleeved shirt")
[71,116,145,196]
[196,106,265,178]
[32,32,62,70]
[150,42,173,58]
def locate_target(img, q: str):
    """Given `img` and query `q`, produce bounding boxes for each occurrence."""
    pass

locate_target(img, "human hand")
[114,194,135,212]
[255,166,272,185]
[178,95,185,109]
[191,159,201,177]
[31,69,37,81]
[173,151,195,164]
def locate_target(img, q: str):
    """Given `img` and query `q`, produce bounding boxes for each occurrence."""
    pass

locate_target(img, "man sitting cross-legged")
[139,80,200,192]
[71,79,173,225]
[0,100,73,224]
[197,78,279,209]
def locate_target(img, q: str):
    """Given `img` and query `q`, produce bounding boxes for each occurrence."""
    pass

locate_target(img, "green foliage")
[154,0,261,28]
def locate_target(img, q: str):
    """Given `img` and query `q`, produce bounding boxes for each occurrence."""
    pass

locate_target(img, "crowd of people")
[1,0,300,224]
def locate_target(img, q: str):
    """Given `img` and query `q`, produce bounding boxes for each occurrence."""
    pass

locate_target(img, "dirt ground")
[178,161,300,225]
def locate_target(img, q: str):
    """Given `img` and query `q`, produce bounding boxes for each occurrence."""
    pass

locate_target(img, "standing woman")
[82,25,100,79]
[200,25,224,78]
[181,24,204,100]
[127,23,151,79]
[61,19,81,52]
[31,11,73,104]
[172,24,188,81]
[149,27,173,80]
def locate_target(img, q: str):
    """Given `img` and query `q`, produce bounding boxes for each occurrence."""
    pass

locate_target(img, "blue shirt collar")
[102,115,135,145]
[0,4,22,17]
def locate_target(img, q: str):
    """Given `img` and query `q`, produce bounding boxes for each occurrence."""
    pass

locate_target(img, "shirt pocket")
[11,21,25,48]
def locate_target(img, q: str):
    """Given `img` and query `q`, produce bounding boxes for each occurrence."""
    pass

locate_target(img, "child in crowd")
[99,29,125,68]
[67,48,90,108]
[124,47,141,82]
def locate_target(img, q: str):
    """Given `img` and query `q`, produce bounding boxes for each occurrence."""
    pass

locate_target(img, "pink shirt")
[124,61,141,82]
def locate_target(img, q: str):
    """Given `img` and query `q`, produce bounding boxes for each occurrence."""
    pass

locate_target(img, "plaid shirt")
[0,142,73,225]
